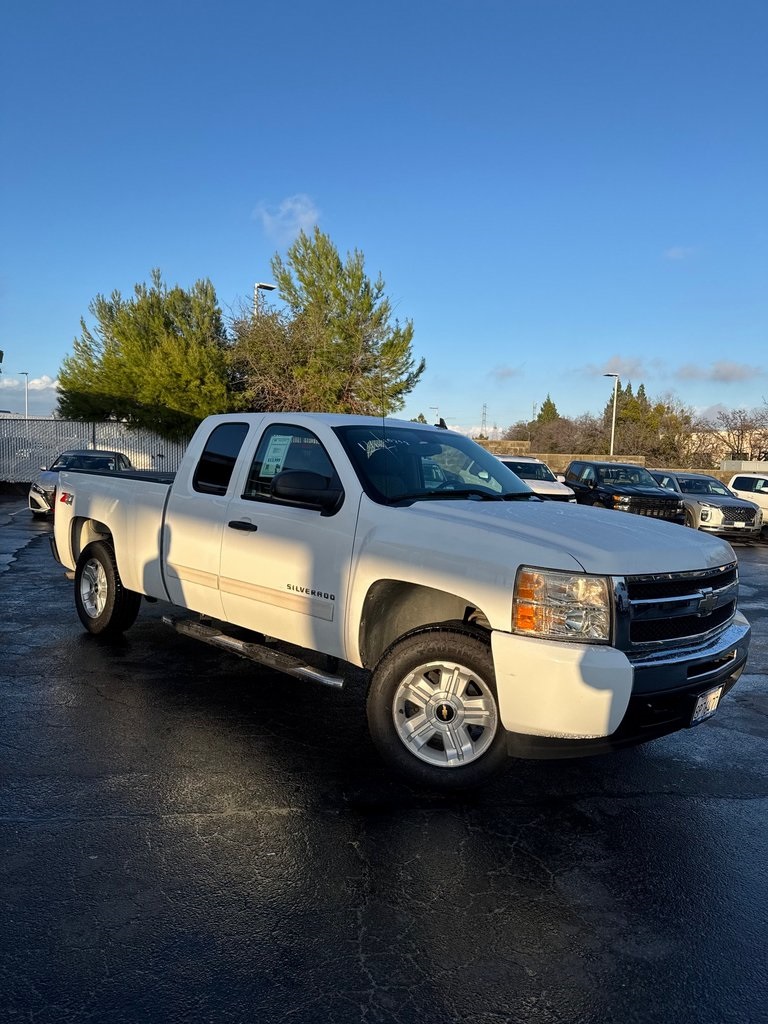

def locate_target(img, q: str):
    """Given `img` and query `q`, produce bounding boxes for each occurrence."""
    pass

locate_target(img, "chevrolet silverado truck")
[50,413,751,787]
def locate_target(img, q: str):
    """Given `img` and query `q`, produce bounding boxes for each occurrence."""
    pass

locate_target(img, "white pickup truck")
[51,413,751,787]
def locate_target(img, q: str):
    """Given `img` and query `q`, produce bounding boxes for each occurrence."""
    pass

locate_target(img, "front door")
[218,423,358,659]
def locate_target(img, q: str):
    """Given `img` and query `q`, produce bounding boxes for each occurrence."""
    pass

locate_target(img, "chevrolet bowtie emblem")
[698,588,716,616]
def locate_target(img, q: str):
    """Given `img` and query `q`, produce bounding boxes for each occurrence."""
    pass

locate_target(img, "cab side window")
[243,425,339,503]
[732,476,755,492]
[193,422,250,496]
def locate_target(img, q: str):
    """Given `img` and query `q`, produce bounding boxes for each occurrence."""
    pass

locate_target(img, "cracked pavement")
[1,496,766,1023]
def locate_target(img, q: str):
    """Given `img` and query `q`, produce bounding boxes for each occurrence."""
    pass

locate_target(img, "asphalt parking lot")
[1,496,766,1024]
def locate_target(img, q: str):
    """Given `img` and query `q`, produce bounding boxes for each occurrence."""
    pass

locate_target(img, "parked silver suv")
[650,470,762,540]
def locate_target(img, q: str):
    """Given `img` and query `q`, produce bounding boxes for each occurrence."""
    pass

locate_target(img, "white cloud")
[0,374,58,391]
[253,194,320,244]
[676,361,762,383]
[30,375,58,391]
[490,364,523,381]
[663,245,698,261]
[581,357,652,380]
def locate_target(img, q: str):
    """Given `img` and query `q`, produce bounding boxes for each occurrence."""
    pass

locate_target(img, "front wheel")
[366,627,507,788]
[74,541,142,636]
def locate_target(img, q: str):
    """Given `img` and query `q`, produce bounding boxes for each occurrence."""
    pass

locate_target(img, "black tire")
[74,541,142,636]
[366,627,508,788]
[684,510,697,529]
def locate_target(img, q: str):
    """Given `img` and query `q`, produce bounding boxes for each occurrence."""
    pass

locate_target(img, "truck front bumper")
[491,611,750,758]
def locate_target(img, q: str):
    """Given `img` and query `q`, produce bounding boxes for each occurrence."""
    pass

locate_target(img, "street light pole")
[603,373,619,456]
[19,371,29,418]
[254,281,276,318]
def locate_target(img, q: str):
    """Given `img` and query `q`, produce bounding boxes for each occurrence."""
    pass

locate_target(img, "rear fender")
[70,517,113,565]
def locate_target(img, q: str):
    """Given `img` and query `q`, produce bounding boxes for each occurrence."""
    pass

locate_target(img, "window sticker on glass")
[261,435,292,477]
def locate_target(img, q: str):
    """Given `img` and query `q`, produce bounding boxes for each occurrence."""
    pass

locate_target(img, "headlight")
[31,484,46,496]
[513,567,611,643]
[700,506,711,521]
[613,494,630,505]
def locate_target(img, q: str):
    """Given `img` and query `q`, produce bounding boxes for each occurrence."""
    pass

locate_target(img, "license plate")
[691,685,723,725]
[733,522,745,528]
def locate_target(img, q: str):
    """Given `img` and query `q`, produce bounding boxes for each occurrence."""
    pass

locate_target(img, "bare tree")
[703,407,768,461]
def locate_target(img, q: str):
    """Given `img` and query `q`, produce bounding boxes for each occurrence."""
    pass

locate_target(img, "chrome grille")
[626,497,681,520]
[614,563,739,650]
[721,505,757,524]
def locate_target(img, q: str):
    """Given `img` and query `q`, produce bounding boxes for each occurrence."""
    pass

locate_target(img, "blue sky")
[1,0,766,432]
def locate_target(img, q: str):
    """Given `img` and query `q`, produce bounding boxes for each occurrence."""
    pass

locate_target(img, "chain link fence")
[0,418,189,483]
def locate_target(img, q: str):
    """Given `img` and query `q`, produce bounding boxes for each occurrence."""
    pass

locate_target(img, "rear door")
[163,420,253,618]
[218,422,358,659]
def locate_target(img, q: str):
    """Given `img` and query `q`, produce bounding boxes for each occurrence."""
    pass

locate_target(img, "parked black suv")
[563,460,685,523]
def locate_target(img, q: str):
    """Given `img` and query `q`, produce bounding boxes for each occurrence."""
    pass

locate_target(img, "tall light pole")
[19,371,29,418]
[254,281,276,318]
[603,372,619,456]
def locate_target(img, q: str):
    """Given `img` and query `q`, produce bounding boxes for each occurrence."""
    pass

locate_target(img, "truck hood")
[393,498,735,576]
[527,480,575,500]
[685,494,760,510]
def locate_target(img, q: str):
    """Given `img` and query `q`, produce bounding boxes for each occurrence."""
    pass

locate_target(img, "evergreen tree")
[57,270,230,439]
[230,228,425,415]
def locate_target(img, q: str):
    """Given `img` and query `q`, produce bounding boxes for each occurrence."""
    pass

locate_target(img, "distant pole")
[254,281,276,318]
[19,371,29,418]
[603,373,619,456]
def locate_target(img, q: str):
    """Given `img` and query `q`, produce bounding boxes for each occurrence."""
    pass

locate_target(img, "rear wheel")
[366,627,507,788]
[74,541,142,636]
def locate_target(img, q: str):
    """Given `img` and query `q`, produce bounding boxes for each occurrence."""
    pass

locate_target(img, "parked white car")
[496,456,576,502]
[29,449,134,518]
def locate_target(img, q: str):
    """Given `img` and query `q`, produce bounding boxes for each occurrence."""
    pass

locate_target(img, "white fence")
[0,417,189,483]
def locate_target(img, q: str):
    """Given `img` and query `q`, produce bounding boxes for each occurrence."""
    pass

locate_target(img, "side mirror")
[271,470,343,514]
[39,465,48,472]
[555,473,566,483]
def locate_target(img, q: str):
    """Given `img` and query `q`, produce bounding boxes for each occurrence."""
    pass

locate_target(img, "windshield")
[678,477,732,497]
[334,424,536,503]
[596,465,658,487]
[50,453,117,471]
[501,459,556,482]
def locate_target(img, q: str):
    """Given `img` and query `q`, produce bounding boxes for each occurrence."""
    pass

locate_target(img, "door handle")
[227,520,258,532]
